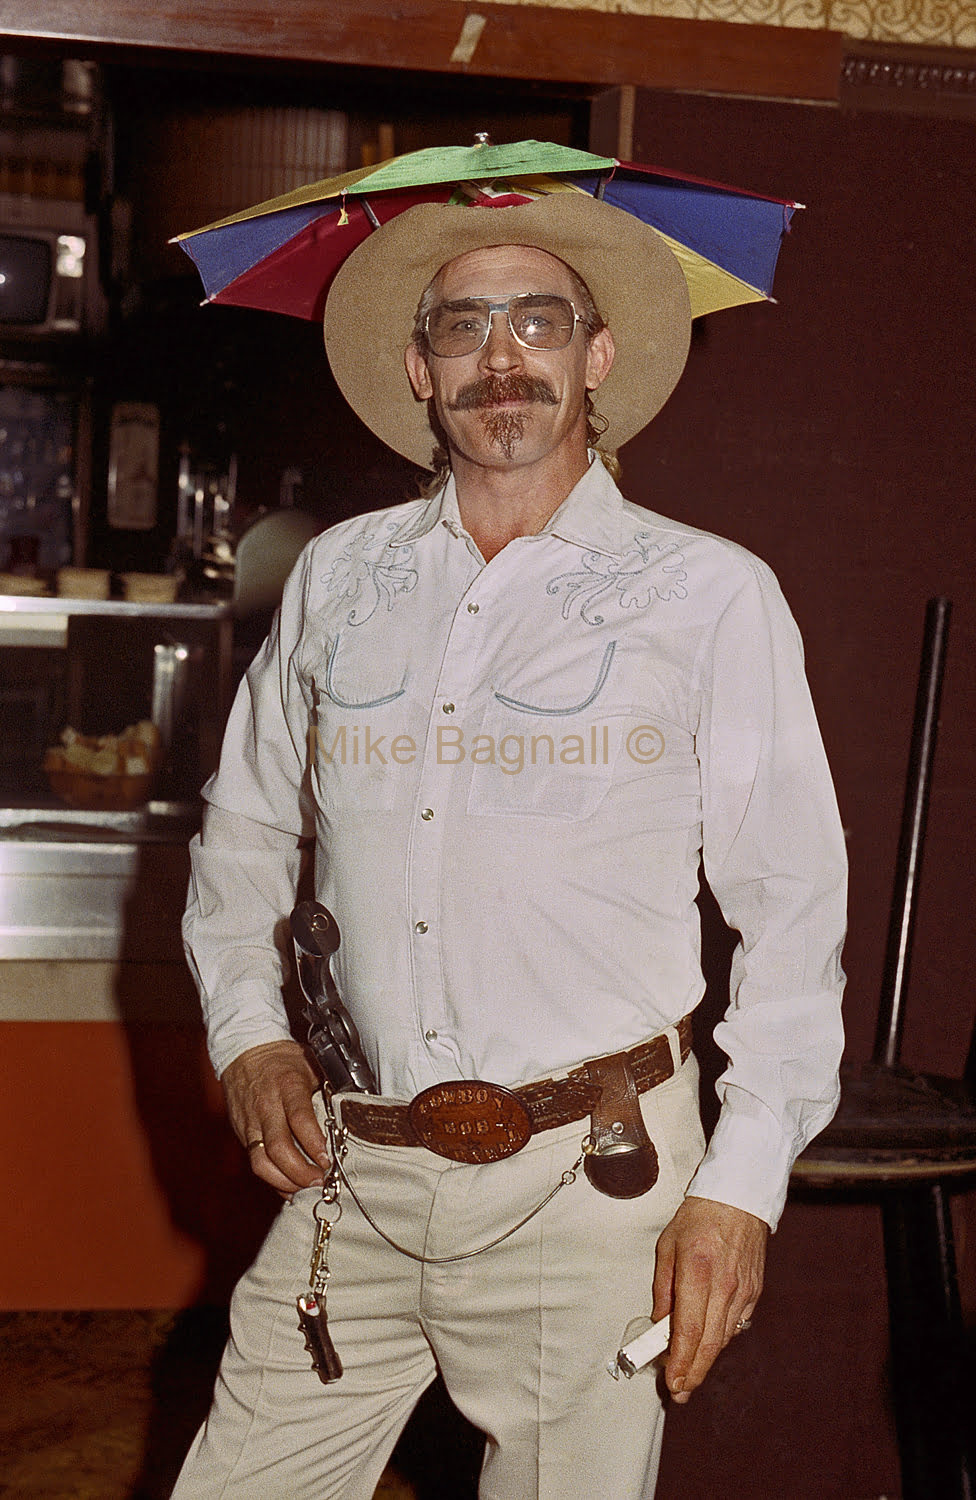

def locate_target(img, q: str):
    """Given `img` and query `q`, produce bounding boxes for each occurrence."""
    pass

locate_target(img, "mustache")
[447,374,558,411]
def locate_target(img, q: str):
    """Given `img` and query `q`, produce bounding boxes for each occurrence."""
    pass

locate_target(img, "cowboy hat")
[323,192,691,470]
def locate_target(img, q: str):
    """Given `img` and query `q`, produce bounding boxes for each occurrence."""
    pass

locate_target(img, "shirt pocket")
[466,639,702,825]
[466,640,623,820]
[307,631,411,814]
[320,630,408,711]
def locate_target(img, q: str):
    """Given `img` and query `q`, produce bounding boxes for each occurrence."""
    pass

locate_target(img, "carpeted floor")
[0,1309,483,1499]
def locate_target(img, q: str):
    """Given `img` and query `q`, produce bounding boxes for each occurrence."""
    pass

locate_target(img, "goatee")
[481,407,528,460]
[447,374,558,461]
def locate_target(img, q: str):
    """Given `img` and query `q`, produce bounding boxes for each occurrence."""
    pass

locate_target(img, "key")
[309,1210,332,1290]
[297,1291,344,1383]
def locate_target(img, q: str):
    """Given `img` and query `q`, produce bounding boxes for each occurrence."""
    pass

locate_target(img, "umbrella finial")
[474,132,493,147]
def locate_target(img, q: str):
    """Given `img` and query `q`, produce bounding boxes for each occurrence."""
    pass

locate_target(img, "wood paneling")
[0,0,844,100]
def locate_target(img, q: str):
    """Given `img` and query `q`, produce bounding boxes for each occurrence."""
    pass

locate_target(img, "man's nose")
[478,311,522,372]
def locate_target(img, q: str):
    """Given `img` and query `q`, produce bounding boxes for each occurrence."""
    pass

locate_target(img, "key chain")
[296,1177,344,1383]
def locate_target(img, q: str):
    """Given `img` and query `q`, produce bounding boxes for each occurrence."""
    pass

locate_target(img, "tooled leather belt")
[338,1013,693,1164]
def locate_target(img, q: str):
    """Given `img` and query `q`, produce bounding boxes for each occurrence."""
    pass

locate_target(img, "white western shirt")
[184,457,846,1228]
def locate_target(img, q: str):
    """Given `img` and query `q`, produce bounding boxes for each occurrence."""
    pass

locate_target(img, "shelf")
[0,594,231,620]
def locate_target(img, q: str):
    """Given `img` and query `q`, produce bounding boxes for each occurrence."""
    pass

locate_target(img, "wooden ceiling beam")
[0,0,844,101]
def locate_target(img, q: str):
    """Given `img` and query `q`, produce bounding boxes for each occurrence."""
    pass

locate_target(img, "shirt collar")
[542,455,626,558]
[388,454,627,558]
[388,482,458,546]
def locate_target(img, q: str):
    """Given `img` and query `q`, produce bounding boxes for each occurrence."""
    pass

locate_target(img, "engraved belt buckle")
[408,1080,533,1164]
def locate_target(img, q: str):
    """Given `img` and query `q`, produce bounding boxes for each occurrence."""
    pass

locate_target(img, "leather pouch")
[582,1052,660,1199]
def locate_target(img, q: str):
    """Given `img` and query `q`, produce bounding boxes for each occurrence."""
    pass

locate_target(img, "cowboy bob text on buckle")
[408,1081,533,1164]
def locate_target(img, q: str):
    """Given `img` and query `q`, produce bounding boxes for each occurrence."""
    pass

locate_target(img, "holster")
[582,1052,660,1199]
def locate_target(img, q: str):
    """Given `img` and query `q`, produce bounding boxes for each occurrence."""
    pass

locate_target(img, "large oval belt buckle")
[408,1080,533,1164]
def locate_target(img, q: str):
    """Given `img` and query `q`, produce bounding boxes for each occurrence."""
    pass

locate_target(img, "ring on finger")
[734,1317,752,1334]
[246,1138,266,1151]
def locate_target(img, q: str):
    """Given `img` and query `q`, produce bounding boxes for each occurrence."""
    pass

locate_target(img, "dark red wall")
[619,90,975,1500]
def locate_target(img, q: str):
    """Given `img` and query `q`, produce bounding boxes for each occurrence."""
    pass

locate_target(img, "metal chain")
[308,1187,341,1295]
[323,1105,585,1265]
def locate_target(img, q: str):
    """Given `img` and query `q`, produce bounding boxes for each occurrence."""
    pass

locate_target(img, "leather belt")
[338,1013,693,1161]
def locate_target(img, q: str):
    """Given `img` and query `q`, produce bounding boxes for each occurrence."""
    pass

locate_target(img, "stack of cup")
[57,567,111,600]
[120,572,180,604]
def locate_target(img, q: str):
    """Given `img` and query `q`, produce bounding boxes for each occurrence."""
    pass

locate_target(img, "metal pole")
[873,596,952,1069]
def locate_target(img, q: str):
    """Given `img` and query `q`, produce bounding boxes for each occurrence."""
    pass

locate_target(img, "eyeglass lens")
[426,294,577,357]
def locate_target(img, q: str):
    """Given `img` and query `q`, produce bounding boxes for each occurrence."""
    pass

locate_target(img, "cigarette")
[612,1315,671,1378]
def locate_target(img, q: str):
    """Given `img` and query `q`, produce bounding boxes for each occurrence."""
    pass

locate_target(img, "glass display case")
[0,592,232,957]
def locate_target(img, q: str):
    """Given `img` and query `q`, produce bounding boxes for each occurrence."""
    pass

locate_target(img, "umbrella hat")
[174,137,800,326]
[174,137,801,463]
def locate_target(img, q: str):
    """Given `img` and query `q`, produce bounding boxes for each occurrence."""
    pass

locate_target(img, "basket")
[45,767,156,811]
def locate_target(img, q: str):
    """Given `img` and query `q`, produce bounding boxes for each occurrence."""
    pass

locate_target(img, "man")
[174,192,846,1498]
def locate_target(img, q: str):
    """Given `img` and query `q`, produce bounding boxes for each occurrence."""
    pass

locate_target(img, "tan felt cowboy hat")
[323,192,692,470]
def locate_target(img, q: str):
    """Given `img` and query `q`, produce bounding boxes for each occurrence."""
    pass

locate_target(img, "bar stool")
[791,598,976,1500]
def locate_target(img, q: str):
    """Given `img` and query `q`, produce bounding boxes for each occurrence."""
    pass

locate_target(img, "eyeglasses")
[424,293,582,358]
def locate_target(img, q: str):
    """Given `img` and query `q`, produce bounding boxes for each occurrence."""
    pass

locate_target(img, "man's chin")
[480,408,530,461]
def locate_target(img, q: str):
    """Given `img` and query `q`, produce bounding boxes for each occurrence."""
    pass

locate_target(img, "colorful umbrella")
[173,138,800,326]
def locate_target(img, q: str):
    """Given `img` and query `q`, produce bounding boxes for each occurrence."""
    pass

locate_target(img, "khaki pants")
[172,1055,704,1500]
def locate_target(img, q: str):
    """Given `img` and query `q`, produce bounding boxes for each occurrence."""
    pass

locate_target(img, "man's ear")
[585,327,615,393]
[405,342,433,400]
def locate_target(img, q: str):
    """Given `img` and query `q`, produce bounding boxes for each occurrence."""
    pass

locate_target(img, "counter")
[0,803,199,960]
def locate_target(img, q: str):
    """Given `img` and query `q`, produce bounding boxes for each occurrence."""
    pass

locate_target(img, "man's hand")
[652,1195,768,1404]
[221,1040,331,1197]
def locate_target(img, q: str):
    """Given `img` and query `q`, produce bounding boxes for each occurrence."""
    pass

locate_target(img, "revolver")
[290,900,378,1095]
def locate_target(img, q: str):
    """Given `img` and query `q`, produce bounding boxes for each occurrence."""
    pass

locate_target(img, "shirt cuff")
[684,1107,799,1230]
[200,984,297,1078]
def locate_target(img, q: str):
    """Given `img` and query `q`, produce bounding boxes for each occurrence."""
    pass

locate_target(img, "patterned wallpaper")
[468,0,976,50]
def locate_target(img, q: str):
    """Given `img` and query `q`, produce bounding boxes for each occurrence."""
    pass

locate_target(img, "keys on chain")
[296,1189,343,1383]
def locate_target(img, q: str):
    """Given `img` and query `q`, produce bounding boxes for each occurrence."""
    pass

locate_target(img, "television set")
[0,194,104,341]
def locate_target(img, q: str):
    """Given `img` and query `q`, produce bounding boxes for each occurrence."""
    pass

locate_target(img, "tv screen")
[0,234,52,324]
